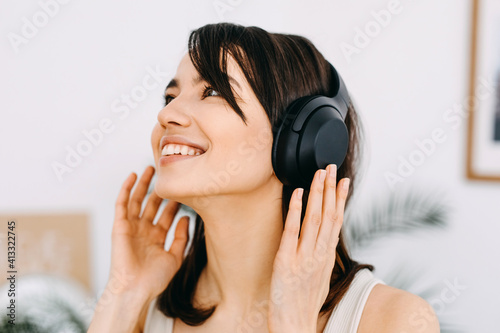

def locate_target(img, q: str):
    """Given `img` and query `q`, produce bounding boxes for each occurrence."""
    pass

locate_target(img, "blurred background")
[1,0,499,332]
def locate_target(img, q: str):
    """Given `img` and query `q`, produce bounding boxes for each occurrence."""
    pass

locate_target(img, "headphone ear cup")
[272,97,312,187]
[299,108,349,185]
[272,97,349,188]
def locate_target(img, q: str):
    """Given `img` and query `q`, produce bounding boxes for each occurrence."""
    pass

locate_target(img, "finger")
[147,199,180,245]
[316,164,337,250]
[323,232,340,275]
[128,166,155,219]
[141,190,164,224]
[155,199,182,232]
[321,179,349,276]
[169,216,190,263]
[278,188,303,260]
[331,178,350,240]
[115,172,137,221]
[297,169,327,255]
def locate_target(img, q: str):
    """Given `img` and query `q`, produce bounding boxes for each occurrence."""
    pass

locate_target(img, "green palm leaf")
[344,187,449,249]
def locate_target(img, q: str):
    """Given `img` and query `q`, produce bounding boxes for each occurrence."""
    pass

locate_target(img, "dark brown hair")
[156,22,374,326]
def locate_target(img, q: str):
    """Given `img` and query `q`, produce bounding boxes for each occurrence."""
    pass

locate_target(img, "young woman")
[88,23,440,333]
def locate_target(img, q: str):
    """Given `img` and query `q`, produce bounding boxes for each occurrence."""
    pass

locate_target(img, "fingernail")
[297,188,304,200]
[319,170,327,182]
[328,164,337,179]
[343,178,350,191]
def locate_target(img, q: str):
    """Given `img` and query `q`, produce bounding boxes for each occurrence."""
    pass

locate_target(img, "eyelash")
[163,85,220,106]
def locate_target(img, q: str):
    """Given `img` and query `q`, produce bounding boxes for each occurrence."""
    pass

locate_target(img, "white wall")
[1,0,498,331]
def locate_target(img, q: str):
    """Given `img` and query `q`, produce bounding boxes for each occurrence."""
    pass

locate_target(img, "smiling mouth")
[163,152,202,157]
[160,143,206,157]
[158,152,204,166]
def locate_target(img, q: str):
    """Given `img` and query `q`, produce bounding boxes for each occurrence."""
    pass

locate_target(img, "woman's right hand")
[106,165,190,303]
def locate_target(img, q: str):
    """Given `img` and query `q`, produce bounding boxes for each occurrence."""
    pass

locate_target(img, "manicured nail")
[328,164,337,179]
[319,170,327,182]
[297,188,304,200]
[343,178,350,191]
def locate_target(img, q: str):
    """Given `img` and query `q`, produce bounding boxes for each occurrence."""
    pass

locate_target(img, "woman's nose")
[157,98,192,128]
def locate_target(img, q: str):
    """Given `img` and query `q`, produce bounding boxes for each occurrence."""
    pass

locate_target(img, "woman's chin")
[154,183,196,202]
[153,183,179,200]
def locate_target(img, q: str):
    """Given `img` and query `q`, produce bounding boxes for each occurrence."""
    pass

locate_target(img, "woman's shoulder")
[357,283,440,333]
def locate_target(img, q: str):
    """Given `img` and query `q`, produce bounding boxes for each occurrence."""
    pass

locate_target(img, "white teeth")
[164,145,174,156]
[180,145,189,156]
[161,143,204,156]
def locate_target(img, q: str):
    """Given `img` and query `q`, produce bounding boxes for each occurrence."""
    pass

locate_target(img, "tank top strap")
[323,268,386,333]
[144,268,385,333]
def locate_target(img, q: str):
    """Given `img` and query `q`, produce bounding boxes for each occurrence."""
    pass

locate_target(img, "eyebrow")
[165,73,241,93]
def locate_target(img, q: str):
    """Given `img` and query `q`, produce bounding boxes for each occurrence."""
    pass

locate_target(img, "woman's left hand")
[268,164,350,333]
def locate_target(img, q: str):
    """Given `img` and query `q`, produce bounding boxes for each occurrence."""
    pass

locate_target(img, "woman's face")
[151,53,279,207]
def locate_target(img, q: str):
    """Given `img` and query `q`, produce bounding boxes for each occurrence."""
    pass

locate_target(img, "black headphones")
[271,62,351,189]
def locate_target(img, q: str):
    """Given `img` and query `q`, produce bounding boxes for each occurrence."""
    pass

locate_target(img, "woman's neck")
[187,178,284,318]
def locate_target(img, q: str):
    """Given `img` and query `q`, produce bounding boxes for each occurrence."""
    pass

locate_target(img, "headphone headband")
[289,62,350,132]
[328,62,350,119]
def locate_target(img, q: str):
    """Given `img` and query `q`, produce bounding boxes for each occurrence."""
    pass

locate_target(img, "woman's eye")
[164,95,174,106]
[202,85,220,98]
[164,86,218,106]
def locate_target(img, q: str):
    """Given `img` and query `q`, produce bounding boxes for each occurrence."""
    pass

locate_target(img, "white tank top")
[144,268,386,333]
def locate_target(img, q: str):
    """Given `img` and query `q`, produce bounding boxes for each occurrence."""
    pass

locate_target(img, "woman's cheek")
[237,141,257,162]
